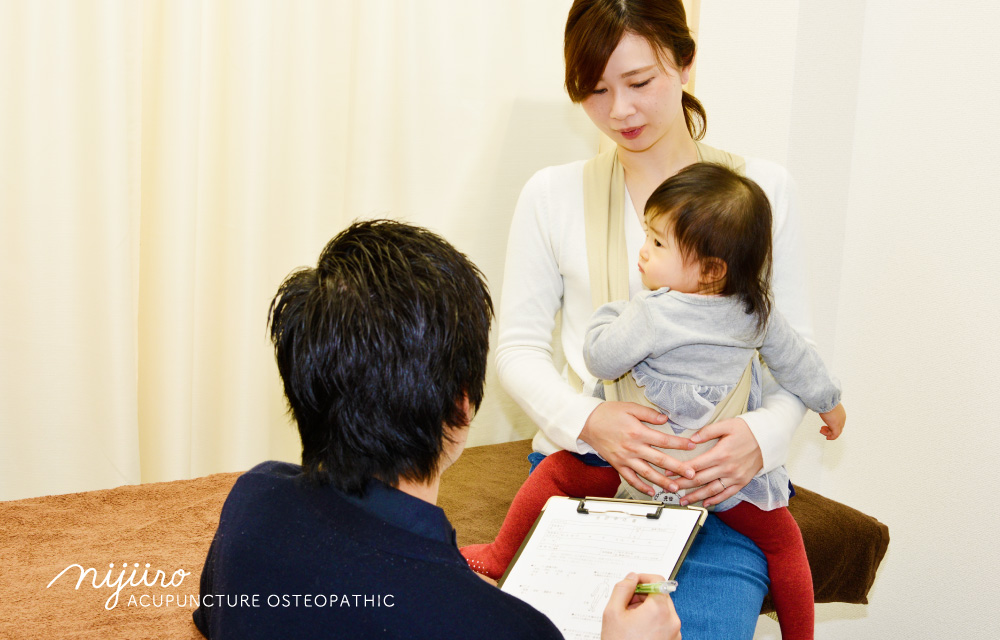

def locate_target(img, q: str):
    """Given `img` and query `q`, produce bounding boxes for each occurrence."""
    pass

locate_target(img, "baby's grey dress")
[583,288,841,511]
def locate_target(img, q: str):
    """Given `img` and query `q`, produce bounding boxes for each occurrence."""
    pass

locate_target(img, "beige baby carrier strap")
[576,141,752,503]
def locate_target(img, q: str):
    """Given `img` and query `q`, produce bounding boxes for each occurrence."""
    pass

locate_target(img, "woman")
[495,1,813,636]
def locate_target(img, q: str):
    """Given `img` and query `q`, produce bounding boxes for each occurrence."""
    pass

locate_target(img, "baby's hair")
[645,163,773,336]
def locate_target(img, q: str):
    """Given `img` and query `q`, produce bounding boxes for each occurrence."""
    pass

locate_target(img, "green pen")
[634,580,678,595]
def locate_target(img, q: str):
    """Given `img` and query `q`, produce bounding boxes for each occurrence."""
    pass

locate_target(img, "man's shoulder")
[214,461,314,530]
[244,459,302,478]
[226,461,302,498]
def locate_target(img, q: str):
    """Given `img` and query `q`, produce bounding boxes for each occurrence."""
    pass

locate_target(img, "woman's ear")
[680,51,696,86]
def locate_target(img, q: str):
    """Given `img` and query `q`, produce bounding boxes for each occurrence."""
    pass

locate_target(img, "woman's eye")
[592,88,608,95]
[632,79,652,89]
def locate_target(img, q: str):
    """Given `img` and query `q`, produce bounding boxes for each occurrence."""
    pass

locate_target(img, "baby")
[464,163,845,640]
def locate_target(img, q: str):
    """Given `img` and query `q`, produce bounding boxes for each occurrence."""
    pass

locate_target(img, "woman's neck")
[619,132,699,217]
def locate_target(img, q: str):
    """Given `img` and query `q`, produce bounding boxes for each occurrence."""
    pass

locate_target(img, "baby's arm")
[759,309,846,439]
[583,297,656,381]
[819,404,846,440]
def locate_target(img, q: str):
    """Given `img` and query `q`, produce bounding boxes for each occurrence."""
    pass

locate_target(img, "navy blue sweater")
[193,461,562,639]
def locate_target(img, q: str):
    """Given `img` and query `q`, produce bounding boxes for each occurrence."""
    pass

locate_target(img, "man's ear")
[458,394,472,426]
[440,394,472,473]
[701,257,727,286]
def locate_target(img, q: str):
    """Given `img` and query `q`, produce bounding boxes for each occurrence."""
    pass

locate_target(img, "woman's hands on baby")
[580,401,696,497]
[581,403,768,507]
[673,417,764,508]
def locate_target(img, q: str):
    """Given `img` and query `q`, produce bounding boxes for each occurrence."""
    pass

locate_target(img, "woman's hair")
[268,219,494,496]
[564,0,706,139]
[646,163,773,336]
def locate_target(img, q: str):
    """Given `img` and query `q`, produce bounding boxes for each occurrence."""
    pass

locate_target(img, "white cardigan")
[496,156,813,475]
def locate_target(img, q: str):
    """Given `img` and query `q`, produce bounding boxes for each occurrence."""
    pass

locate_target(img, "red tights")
[460,451,618,578]
[716,501,814,639]
[460,451,814,639]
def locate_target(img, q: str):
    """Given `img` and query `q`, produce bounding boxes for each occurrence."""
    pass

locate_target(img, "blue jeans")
[526,452,768,639]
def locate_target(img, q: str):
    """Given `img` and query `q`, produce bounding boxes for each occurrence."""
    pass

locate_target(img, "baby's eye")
[653,239,662,247]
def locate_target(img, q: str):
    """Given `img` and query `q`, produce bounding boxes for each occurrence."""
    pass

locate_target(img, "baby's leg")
[460,451,619,579]
[715,502,814,640]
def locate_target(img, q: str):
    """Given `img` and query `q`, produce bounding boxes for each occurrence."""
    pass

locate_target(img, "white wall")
[697,2,1000,638]
[4,2,998,634]
[0,0,591,499]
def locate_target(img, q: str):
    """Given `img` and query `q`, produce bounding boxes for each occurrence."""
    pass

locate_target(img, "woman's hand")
[671,417,764,508]
[581,401,697,497]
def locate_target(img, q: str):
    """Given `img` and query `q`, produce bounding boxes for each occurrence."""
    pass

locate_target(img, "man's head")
[268,219,493,495]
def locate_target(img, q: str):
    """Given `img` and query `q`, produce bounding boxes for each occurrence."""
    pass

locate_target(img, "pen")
[634,580,678,595]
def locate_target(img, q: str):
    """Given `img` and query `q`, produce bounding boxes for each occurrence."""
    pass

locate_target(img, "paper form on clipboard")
[498,496,707,640]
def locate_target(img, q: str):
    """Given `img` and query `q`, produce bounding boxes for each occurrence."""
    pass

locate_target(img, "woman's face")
[581,32,691,153]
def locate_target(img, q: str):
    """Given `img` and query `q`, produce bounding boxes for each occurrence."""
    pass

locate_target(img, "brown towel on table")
[0,440,887,638]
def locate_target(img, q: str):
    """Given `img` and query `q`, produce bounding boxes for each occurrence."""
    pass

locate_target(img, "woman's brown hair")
[564,0,706,140]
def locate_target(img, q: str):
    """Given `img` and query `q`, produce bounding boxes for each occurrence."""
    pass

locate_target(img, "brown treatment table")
[0,439,888,638]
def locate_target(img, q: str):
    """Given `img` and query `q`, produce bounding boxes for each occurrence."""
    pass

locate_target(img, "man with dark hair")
[193,220,679,639]
[268,219,494,497]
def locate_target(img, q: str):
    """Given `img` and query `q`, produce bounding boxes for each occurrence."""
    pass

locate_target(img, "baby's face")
[638,220,703,293]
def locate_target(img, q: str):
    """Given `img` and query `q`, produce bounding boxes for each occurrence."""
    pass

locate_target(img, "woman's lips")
[620,126,644,140]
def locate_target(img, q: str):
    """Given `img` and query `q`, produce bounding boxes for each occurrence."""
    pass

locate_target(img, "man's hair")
[646,163,773,337]
[267,219,494,495]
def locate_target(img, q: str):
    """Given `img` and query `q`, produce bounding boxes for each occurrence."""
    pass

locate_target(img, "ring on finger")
[718,478,727,490]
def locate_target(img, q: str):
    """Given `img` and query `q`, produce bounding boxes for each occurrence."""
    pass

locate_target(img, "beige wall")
[0,0,593,499]
[696,2,1000,638]
[3,1,998,635]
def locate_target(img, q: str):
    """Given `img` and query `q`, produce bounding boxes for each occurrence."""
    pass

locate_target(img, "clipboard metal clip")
[576,496,664,519]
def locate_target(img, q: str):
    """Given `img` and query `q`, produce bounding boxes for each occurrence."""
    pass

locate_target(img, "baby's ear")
[701,257,728,286]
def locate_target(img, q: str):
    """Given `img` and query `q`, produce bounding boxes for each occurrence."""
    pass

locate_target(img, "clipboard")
[498,496,707,640]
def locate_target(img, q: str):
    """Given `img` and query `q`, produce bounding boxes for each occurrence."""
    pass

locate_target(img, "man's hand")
[601,572,681,640]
